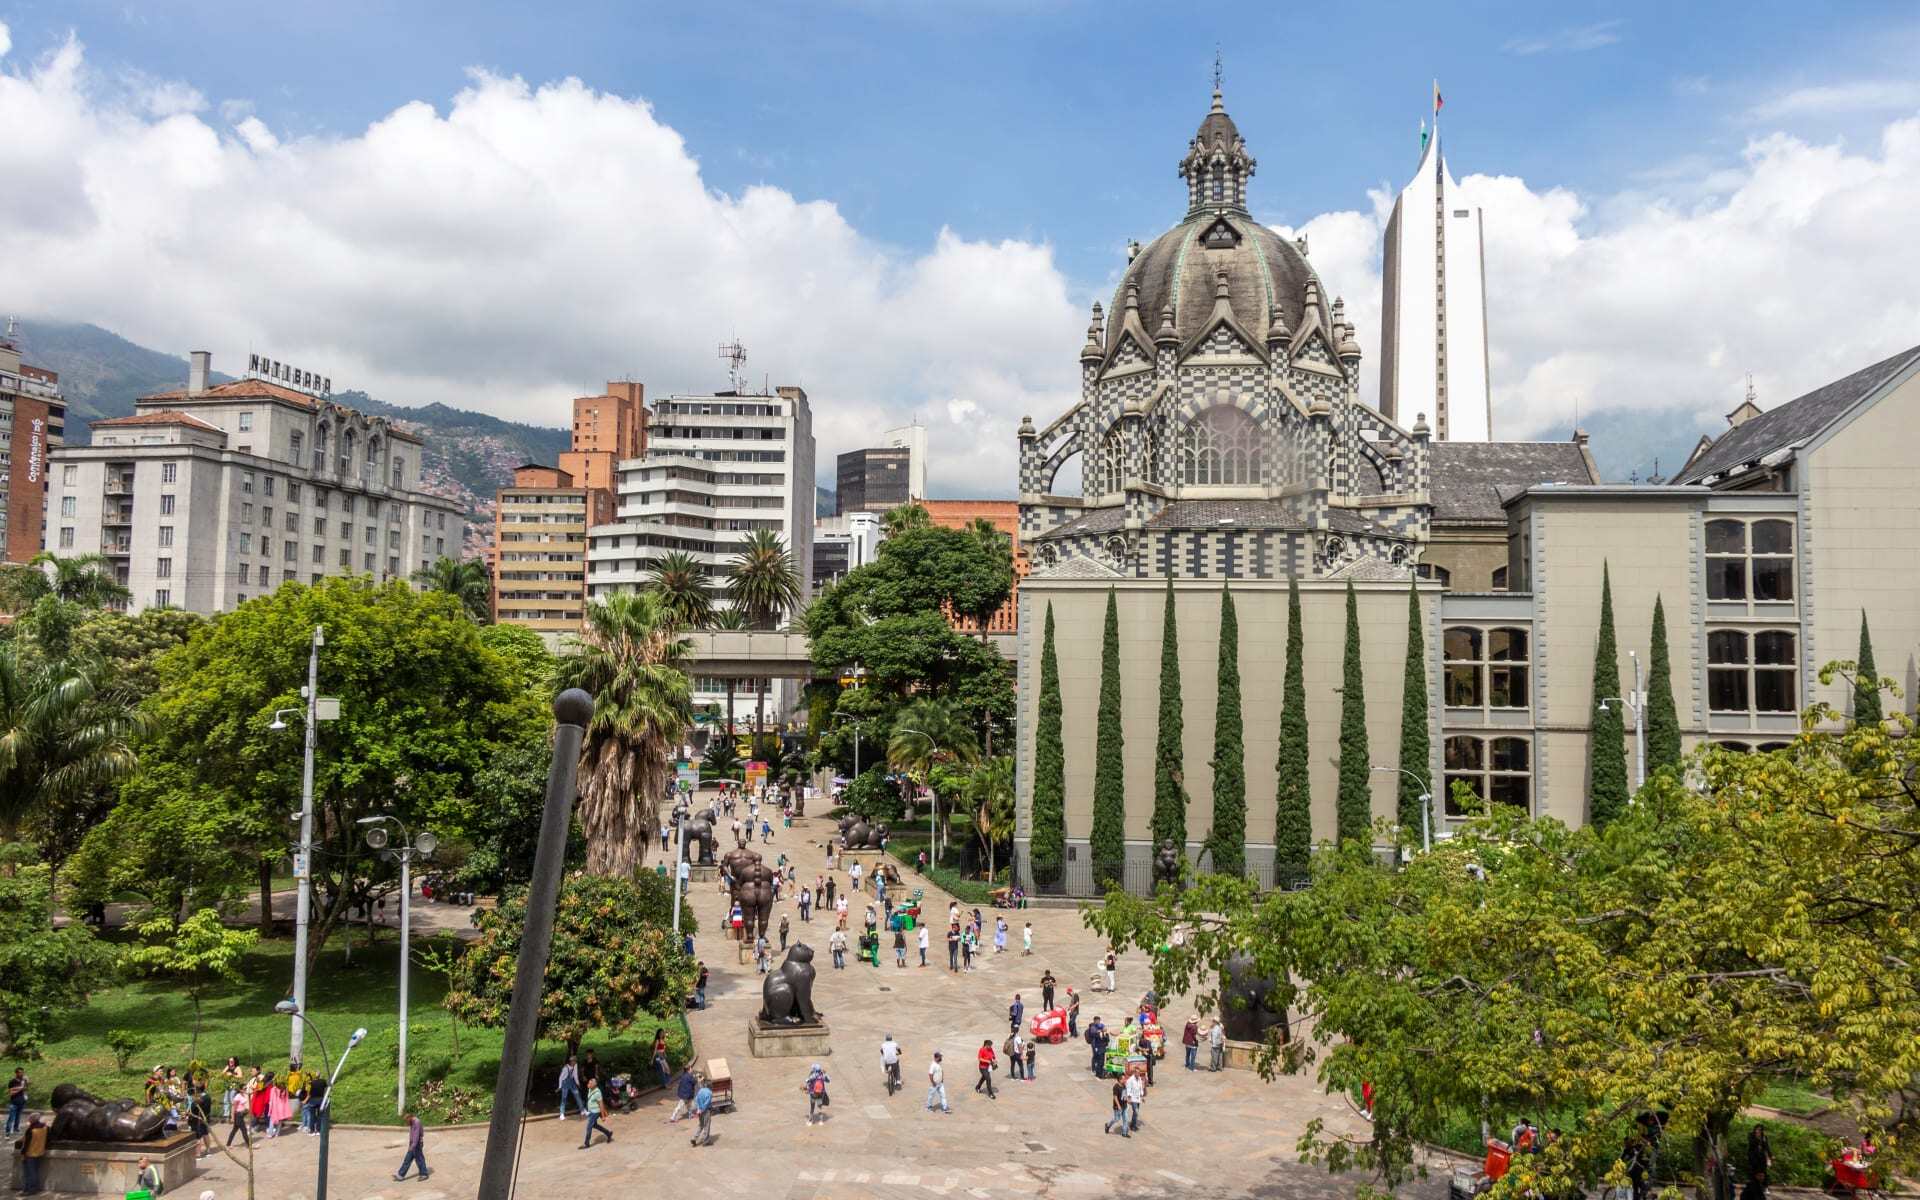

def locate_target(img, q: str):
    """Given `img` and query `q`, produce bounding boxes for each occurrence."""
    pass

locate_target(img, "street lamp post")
[267,626,339,1065]
[1370,765,1433,854]
[1599,648,1648,794]
[357,815,437,1116]
[273,1000,366,1200]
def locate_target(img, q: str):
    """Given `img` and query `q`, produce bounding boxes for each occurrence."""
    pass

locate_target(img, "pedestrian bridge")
[686,629,1016,679]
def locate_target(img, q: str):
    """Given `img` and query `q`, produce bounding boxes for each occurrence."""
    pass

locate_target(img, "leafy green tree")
[454,739,586,894]
[888,697,981,851]
[1205,587,1245,877]
[70,577,541,965]
[1090,588,1127,891]
[69,607,207,702]
[970,755,1016,882]
[478,621,556,694]
[1588,562,1629,826]
[1645,594,1682,775]
[700,733,742,784]
[559,590,695,876]
[647,551,715,629]
[1029,603,1065,887]
[24,553,131,609]
[1335,582,1371,845]
[412,556,492,623]
[1854,609,1884,725]
[881,503,931,537]
[1151,579,1187,855]
[1273,576,1311,884]
[125,907,258,1055]
[446,871,696,1058]
[0,843,117,1056]
[1396,583,1430,839]
[841,767,903,823]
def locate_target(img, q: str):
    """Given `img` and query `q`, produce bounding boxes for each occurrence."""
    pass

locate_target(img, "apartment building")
[50,351,465,613]
[492,463,610,643]
[0,323,67,562]
[559,380,647,506]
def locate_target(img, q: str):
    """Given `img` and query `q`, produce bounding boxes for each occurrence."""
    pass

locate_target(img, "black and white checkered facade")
[1018,89,1433,584]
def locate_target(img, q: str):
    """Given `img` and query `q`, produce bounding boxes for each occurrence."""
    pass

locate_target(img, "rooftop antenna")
[717,339,748,392]
[1744,372,1756,407]
[1212,47,1223,95]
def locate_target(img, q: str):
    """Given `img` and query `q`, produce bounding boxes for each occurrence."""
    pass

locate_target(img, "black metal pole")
[476,688,592,1200]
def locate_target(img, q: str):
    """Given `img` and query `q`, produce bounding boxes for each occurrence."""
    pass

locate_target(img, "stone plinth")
[746,1019,832,1059]
[1222,1038,1269,1071]
[29,1132,199,1195]
[688,863,719,882]
[837,848,884,876]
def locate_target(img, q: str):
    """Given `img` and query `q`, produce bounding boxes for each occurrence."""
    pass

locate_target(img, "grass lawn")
[1755,1078,1830,1116]
[26,932,691,1127]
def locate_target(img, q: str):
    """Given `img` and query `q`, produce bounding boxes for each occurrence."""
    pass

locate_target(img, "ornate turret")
[1081,302,1105,363]
[1178,85,1256,217]
[1155,304,1179,348]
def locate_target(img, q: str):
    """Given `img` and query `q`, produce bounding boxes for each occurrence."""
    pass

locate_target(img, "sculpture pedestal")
[688,864,719,883]
[838,849,884,876]
[1222,1038,1267,1071]
[28,1133,199,1195]
[747,1019,832,1059]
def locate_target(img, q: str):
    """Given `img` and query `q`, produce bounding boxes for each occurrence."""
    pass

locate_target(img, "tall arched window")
[1097,428,1126,496]
[1180,405,1262,485]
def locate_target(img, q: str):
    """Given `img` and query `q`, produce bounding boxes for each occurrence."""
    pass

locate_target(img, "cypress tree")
[1587,562,1630,826]
[1855,610,1884,726]
[1205,586,1246,877]
[1151,578,1188,855]
[1273,576,1312,885]
[1336,581,1372,845]
[1029,601,1065,885]
[1396,582,1430,840]
[1645,595,1682,775]
[1089,588,1127,891]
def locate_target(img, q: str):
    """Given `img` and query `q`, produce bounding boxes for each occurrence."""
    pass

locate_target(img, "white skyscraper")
[1378,108,1492,442]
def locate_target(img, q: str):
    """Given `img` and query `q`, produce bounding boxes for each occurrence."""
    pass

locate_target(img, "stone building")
[1011,83,1920,894]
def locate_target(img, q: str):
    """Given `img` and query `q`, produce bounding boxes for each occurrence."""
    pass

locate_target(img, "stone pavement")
[136,810,1420,1200]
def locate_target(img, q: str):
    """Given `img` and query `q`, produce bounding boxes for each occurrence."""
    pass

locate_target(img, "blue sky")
[4,0,1919,490]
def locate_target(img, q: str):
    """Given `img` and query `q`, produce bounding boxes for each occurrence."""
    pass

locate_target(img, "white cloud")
[0,38,1080,499]
[1502,20,1623,56]
[1276,118,1920,448]
[0,21,12,59]
[1749,80,1920,120]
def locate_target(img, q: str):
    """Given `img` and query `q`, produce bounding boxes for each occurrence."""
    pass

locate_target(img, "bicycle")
[884,1059,901,1096]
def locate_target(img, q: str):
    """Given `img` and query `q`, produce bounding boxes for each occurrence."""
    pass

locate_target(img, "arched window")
[1096,428,1126,496]
[340,429,356,473]
[366,434,381,466]
[1180,405,1262,486]
[313,423,329,471]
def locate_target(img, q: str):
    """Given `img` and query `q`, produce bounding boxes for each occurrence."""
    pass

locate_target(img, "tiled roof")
[140,378,320,408]
[1674,344,1920,484]
[1146,499,1314,532]
[1429,441,1598,523]
[1027,555,1125,580]
[92,410,224,434]
[1031,506,1128,540]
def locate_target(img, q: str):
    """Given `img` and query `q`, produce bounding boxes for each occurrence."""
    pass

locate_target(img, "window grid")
[1707,628,1797,716]
[1442,626,1530,715]
[1443,735,1531,817]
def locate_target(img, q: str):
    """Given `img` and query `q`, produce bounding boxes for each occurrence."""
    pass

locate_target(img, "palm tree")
[23,553,130,610]
[412,556,491,622]
[647,552,714,628]
[556,591,695,876]
[887,698,981,859]
[726,530,802,736]
[970,756,1015,884]
[882,503,931,538]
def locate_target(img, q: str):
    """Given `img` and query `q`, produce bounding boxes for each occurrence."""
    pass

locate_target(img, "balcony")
[102,540,132,556]
[104,479,135,496]
[101,509,135,528]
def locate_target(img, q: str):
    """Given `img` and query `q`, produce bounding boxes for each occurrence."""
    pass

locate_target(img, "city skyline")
[3,3,1919,495]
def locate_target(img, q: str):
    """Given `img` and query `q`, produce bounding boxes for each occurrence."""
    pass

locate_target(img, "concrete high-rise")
[835,422,926,515]
[1379,122,1492,441]
[0,323,67,563]
[560,380,647,507]
[492,464,611,641]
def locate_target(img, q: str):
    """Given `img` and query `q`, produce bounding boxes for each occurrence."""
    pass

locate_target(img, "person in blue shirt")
[689,1077,714,1147]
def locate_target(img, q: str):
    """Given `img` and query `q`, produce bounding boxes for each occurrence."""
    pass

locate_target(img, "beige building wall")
[1424,527,1509,592]
[1528,496,1699,825]
[1802,369,1920,715]
[1017,576,1440,884]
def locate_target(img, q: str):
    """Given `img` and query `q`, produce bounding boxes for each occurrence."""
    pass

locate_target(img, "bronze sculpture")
[842,818,889,850]
[758,944,822,1025]
[1219,953,1291,1044]
[681,814,718,865]
[720,847,762,882]
[733,861,776,942]
[1155,839,1183,888]
[49,1084,166,1142]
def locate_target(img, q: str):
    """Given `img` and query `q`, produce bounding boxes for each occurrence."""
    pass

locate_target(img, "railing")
[101,511,134,527]
[104,480,135,495]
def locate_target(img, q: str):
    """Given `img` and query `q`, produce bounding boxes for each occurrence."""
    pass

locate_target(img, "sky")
[3,0,1919,493]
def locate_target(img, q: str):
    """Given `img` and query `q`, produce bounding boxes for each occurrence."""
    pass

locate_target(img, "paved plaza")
[160,810,1406,1200]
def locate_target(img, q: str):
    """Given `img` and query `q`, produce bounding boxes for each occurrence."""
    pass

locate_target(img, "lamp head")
[268,717,287,732]
[414,831,439,857]
[363,825,389,850]
[348,1028,367,1048]
[273,998,299,1016]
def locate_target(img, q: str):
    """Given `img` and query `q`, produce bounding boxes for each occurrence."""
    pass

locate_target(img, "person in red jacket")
[974,1038,997,1099]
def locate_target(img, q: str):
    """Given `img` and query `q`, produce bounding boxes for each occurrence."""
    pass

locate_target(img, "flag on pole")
[1433,80,1444,115]
[1420,118,1429,150]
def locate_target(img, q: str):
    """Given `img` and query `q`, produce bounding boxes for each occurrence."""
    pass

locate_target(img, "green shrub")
[1729,1116,1835,1188]
[842,768,903,823]
[106,1028,144,1072]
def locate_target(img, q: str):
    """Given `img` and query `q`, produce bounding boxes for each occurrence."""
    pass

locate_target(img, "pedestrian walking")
[850,861,863,894]
[1024,1038,1037,1081]
[15,1114,47,1195]
[1125,1071,1146,1130]
[690,1076,714,1147]
[1009,992,1025,1035]
[994,917,1008,953]
[779,913,791,951]
[917,923,930,967]
[694,962,709,1010]
[1182,1017,1200,1070]
[1207,1019,1226,1071]
[579,1080,613,1148]
[1023,922,1034,955]
[799,888,812,922]
[825,876,836,908]
[894,926,908,967]
[829,927,848,969]
[1104,950,1117,994]
[393,1111,431,1181]
[925,1053,950,1113]
[668,1068,697,1122]
[755,934,771,973]
[974,1039,997,1099]
[946,923,960,971]
[1008,1031,1026,1080]
[1103,1077,1130,1137]
[1087,1017,1108,1077]
[5,1068,26,1135]
[761,819,772,843]
[961,926,975,971]
[652,1028,671,1090]
[189,1083,212,1156]
[1040,970,1057,1013]
[1067,987,1081,1038]
[803,1065,831,1125]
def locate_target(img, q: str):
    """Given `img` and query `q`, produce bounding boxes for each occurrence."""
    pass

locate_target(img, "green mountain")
[14,321,569,533]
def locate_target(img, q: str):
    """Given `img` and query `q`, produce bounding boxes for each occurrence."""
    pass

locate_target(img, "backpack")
[810,1075,826,1097]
